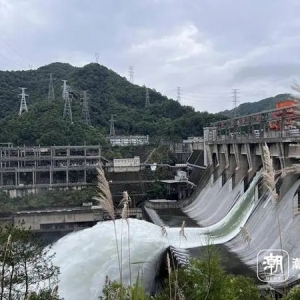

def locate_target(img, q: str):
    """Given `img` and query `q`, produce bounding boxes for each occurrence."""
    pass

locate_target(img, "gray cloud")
[233,64,300,82]
[1,0,300,113]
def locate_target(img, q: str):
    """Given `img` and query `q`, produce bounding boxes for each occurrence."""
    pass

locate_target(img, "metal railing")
[207,130,300,143]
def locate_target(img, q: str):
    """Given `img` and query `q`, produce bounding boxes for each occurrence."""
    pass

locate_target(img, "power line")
[128,66,134,83]
[183,91,230,96]
[183,98,226,103]
[0,35,30,69]
[0,50,24,69]
[18,88,28,116]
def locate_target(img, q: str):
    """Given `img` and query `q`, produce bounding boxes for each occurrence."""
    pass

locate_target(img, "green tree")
[101,244,262,300]
[175,244,228,300]
[26,287,60,300]
[0,222,59,300]
[282,285,300,300]
[225,275,260,300]
[0,62,228,146]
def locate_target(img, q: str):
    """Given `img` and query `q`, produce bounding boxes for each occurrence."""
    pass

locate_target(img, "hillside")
[0,62,226,146]
[220,93,291,118]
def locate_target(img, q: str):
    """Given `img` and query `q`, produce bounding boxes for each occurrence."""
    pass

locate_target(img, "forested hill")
[220,93,291,118]
[0,62,226,146]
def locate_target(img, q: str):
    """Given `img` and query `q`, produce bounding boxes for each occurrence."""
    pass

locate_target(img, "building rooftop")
[108,135,149,139]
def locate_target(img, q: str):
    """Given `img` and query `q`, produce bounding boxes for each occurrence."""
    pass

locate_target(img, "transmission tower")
[62,80,72,122]
[81,91,91,125]
[18,88,28,116]
[128,66,134,83]
[232,89,240,117]
[177,86,181,103]
[48,73,55,101]
[95,53,99,64]
[62,80,68,101]
[145,88,150,107]
[109,115,115,136]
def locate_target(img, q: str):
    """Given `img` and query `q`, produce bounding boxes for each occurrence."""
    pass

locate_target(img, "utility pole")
[18,88,28,116]
[81,91,91,125]
[177,86,181,103]
[109,115,115,136]
[95,53,99,64]
[232,89,240,117]
[48,73,55,101]
[62,80,72,122]
[128,66,134,83]
[145,88,150,107]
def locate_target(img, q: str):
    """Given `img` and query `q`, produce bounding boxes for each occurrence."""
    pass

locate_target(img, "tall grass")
[261,143,288,295]
[262,143,278,202]
[179,221,186,249]
[120,191,132,286]
[93,167,121,283]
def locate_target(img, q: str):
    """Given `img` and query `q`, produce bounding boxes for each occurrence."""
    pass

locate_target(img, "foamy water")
[50,219,168,299]
[50,172,261,299]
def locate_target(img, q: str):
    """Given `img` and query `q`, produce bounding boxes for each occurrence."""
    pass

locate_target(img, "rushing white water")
[50,219,168,299]
[50,172,261,299]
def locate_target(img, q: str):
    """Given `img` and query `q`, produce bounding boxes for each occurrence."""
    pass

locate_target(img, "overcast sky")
[1,0,300,113]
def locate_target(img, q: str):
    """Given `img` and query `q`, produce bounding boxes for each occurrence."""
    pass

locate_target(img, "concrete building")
[0,145,103,197]
[108,135,149,146]
[170,137,204,163]
[106,156,141,172]
[161,170,194,201]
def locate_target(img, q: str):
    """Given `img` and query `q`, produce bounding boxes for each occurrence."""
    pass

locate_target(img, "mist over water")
[50,219,169,300]
[46,172,270,300]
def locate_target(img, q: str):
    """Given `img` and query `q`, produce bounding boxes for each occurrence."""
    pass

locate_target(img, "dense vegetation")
[0,222,59,299]
[0,63,226,146]
[220,93,291,118]
[0,187,97,213]
[101,243,298,300]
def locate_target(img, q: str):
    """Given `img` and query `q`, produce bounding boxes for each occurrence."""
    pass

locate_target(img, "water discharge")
[50,220,168,299]
[50,172,261,299]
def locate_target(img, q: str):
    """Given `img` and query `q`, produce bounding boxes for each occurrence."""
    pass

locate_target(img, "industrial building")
[108,135,149,146]
[106,156,141,172]
[0,144,102,197]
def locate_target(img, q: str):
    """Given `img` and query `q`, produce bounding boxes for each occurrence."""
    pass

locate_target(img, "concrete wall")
[13,209,104,230]
[3,184,86,198]
[13,208,143,231]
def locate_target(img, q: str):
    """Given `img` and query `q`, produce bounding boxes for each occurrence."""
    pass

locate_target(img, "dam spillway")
[49,170,267,299]
[47,138,300,299]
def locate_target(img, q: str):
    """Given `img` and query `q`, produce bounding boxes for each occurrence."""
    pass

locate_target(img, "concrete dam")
[144,126,300,290]
[43,104,300,298]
